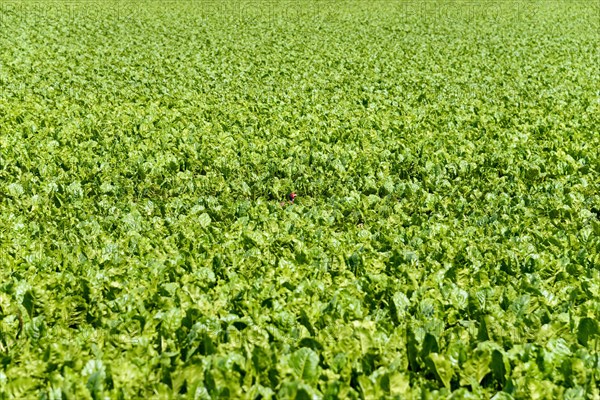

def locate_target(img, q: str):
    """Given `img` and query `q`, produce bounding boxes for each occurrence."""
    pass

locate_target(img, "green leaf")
[427,353,454,389]
[387,372,410,396]
[290,348,319,383]
[577,317,598,347]
[421,333,440,359]
[460,349,492,387]
[198,212,211,228]
[22,290,35,319]
[490,350,509,386]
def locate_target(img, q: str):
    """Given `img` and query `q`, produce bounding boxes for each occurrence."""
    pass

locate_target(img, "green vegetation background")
[0,1,599,398]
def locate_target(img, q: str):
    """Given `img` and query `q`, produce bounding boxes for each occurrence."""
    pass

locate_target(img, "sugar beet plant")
[0,1,599,399]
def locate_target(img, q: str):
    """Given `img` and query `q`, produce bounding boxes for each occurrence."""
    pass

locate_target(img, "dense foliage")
[0,1,599,398]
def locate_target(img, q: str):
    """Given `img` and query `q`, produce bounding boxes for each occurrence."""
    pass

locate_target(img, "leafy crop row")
[0,1,599,398]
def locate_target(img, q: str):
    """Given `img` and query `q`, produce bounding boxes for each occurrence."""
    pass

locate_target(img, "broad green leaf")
[427,353,454,389]
[290,348,319,383]
[198,212,212,228]
[460,349,492,387]
[387,372,410,396]
[577,317,598,347]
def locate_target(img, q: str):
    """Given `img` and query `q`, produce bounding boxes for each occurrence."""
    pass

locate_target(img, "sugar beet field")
[0,1,599,399]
